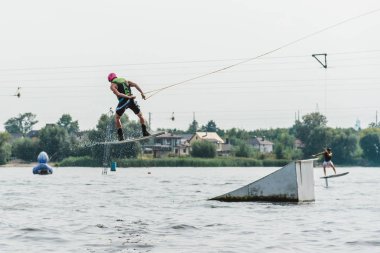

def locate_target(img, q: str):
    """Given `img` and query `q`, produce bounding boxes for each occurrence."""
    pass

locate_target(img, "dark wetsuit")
[112,77,140,116]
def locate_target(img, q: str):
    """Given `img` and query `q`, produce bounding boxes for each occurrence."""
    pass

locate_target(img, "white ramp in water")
[211,159,316,202]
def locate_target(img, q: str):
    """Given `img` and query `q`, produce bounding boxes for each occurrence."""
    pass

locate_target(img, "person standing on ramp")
[108,73,150,141]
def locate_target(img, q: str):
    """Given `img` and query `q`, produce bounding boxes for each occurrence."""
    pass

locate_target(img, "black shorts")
[115,99,141,116]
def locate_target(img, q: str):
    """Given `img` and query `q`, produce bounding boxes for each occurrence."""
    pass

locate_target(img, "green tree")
[38,125,71,161]
[4,113,38,136]
[206,120,217,132]
[200,120,218,132]
[234,142,252,158]
[95,113,129,139]
[294,112,327,141]
[0,132,12,165]
[87,114,140,161]
[274,143,285,159]
[12,138,40,162]
[191,141,216,158]
[251,128,288,145]
[186,120,199,134]
[289,148,303,160]
[293,112,329,157]
[271,131,299,159]
[330,128,358,164]
[226,128,250,143]
[57,114,80,135]
[306,127,333,157]
[359,132,380,163]
[277,131,296,149]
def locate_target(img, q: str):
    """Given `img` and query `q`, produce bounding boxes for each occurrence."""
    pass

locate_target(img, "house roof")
[155,133,182,139]
[251,137,273,145]
[143,144,172,151]
[178,134,193,141]
[191,132,224,144]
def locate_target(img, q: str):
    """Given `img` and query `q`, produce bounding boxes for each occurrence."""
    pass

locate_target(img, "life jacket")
[112,77,132,99]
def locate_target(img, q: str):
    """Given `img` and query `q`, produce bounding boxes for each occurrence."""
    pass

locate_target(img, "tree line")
[0,112,379,166]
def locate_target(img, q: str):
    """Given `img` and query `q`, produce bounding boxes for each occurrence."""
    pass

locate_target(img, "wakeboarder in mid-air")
[108,73,150,141]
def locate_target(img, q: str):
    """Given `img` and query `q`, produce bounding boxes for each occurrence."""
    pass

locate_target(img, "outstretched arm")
[312,150,325,157]
[129,81,146,100]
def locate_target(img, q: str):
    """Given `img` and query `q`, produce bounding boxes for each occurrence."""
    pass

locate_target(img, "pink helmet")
[108,73,117,82]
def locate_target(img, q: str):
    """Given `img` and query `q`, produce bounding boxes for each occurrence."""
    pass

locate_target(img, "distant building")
[143,144,172,158]
[75,130,91,143]
[189,132,225,152]
[294,139,305,149]
[26,130,39,138]
[177,134,192,156]
[248,136,273,153]
[178,134,193,145]
[219,143,233,157]
[143,132,190,158]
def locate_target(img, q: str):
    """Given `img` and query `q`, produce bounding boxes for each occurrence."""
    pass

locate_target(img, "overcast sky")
[1,0,380,132]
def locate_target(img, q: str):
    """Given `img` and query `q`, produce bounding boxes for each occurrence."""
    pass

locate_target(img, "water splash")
[102,109,114,175]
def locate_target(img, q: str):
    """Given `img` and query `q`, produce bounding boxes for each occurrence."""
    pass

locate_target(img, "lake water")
[0,166,379,253]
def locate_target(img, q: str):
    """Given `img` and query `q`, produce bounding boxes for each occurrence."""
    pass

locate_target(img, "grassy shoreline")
[0,159,37,168]
[2,156,378,168]
[58,156,291,167]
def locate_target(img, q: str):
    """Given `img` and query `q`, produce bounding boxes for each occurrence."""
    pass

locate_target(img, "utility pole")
[148,112,152,130]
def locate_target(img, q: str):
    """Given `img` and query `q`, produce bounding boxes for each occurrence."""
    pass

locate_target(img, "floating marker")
[111,161,117,172]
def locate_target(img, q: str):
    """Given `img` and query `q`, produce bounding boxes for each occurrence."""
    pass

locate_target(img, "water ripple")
[0,166,379,253]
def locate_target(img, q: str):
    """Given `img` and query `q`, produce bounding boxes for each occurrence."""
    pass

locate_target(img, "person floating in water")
[313,147,337,176]
[108,73,150,141]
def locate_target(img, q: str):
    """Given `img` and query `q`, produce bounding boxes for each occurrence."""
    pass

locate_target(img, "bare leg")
[115,114,122,129]
[115,114,124,141]
[331,164,337,174]
[136,112,145,125]
[137,112,149,136]
[323,165,327,176]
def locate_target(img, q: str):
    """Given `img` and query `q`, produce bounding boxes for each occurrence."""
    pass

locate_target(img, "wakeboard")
[320,172,349,179]
[89,131,165,146]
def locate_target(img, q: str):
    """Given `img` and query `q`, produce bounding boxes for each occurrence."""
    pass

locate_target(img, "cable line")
[0,49,380,75]
[1,76,379,91]
[143,7,380,99]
